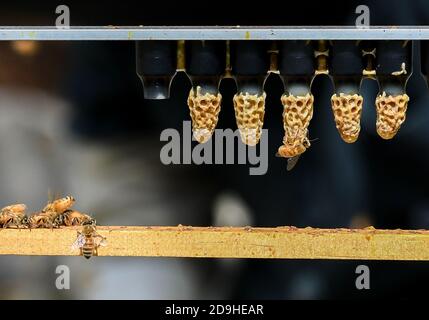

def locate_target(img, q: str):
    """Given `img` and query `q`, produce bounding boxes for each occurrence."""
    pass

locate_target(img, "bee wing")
[71,234,86,250]
[287,155,301,171]
[0,204,26,215]
[95,236,107,247]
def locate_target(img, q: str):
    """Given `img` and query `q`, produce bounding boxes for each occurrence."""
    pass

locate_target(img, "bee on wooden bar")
[28,195,76,229]
[72,222,106,259]
[28,211,57,228]
[0,204,28,228]
[42,196,75,214]
[54,210,95,227]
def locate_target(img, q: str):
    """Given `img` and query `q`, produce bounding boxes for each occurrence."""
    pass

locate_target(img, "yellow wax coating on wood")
[1,226,429,260]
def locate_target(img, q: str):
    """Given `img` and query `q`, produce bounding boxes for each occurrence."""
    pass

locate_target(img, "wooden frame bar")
[1,226,429,260]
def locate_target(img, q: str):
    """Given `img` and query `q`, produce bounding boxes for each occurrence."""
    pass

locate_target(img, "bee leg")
[3,218,14,229]
[0,221,9,229]
[16,220,24,230]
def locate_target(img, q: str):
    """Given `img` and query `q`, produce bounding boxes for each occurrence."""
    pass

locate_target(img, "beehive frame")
[1,26,427,260]
[1,226,429,260]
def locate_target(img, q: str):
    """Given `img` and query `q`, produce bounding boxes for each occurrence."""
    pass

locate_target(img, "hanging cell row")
[136,40,413,158]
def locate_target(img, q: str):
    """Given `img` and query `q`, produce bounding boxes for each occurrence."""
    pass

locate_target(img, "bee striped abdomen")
[63,210,94,226]
[43,196,75,214]
[73,224,105,260]
[82,235,95,259]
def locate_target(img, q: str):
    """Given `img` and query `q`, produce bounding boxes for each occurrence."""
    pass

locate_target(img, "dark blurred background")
[0,0,428,299]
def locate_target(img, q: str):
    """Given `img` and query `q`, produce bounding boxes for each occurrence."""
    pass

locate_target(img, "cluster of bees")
[0,196,94,229]
[0,196,105,259]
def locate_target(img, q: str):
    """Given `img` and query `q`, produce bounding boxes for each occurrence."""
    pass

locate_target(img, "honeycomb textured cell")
[277,93,314,158]
[375,92,409,140]
[187,86,222,143]
[233,92,266,146]
[331,93,363,143]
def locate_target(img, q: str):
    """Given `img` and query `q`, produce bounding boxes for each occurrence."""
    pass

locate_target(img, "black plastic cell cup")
[376,40,411,76]
[186,41,226,94]
[231,41,270,95]
[331,40,363,94]
[279,40,314,76]
[331,41,363,76]
[136,41,177,99]
[278,40,314,96]
[376,40,411,95]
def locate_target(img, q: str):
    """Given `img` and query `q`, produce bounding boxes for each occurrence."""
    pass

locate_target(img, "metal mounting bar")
[1,26,429,40]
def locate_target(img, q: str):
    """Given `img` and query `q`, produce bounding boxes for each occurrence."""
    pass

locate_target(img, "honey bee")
[54,210,95,227]
[29,195,76,229]
[0,204,28,228]
[42,196,75,214]
[276,132,318,171]
[72,222,106,259]
[27,211,56,228]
